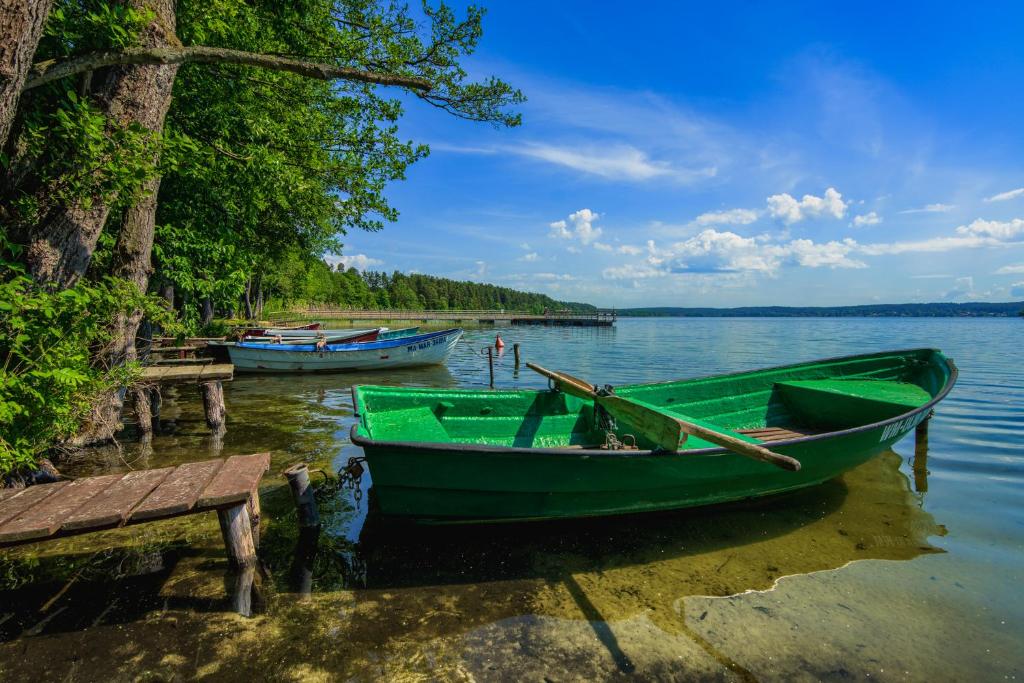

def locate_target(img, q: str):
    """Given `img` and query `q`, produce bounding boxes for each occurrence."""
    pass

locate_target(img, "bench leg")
[217,503,257,568]
[200,380,226,434]
[246,492,261,549]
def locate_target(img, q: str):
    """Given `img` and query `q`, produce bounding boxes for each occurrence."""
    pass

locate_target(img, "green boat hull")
[351,348,956,523]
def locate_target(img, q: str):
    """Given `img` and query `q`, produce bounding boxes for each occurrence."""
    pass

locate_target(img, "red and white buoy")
[495,334,505,350]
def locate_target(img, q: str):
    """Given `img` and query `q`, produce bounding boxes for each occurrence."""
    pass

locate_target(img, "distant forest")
[620,302,1024,318]
[265,256,595,314]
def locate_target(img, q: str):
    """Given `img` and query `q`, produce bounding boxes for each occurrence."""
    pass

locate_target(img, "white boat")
[262,326,379,338]
[226,328,464,373]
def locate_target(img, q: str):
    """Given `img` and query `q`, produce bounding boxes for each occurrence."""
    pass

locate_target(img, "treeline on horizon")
[265,254,595,314]
[620,302,1024,317]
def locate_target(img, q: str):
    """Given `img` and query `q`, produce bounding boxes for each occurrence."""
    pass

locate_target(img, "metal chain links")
[338,456,367,507]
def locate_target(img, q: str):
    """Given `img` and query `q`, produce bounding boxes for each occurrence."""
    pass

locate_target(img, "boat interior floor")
[735,426,822,442]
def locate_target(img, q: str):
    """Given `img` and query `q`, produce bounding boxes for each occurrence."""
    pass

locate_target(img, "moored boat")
[227,328,463,373]
[351,348,957,523]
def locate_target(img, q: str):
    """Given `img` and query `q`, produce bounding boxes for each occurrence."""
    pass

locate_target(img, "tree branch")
[23,46,433,93]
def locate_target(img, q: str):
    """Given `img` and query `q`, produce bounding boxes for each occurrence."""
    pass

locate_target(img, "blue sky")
[330,1,1024,307]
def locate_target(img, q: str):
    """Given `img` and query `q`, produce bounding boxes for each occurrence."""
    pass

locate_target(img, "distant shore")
[619,301,1024,318]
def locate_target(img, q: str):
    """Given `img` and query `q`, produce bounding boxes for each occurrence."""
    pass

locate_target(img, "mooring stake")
[284,463,321,529]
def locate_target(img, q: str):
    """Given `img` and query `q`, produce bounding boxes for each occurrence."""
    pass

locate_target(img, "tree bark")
[24,0,178,289]
[0,0,53,149]
[66,0,179,445]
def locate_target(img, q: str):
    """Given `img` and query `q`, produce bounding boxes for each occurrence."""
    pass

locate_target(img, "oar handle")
[526,362,595,399]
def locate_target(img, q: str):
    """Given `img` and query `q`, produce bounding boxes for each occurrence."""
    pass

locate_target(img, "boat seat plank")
[130,459,225,521]
[0,482,70,527]
[197,453,271,508]
[62,468,174,531]
[737,427,816,442]
[0,475,122,543]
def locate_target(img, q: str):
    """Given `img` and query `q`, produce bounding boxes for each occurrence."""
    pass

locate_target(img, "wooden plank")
[197,453,271,509]
[139,363,233,385]
[0,482,69,528]
[0,488,24,503]
[62,468,174,531]
[130,459,225,521]
[0,475,122,543]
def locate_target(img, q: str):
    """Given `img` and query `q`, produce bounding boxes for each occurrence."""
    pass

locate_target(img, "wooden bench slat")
[0,475,122,543]
[0,482,69,528]
[130,460,225,521]
[0,488,25,503]
[197,453,271,509]
[62,468,174,531]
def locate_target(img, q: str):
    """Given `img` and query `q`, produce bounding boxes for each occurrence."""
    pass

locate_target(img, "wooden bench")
[0,453,270,568]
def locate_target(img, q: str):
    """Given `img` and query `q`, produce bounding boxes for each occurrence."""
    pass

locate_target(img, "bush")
[0,248,175,477]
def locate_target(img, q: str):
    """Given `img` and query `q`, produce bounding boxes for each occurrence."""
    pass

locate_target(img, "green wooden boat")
[350,348,957,523]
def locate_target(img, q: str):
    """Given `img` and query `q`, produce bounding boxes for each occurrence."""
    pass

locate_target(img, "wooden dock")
[273,307,617,327]
[139,363,233,385]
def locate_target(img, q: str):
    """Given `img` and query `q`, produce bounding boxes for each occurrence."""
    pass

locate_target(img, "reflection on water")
[1,318,1022,680]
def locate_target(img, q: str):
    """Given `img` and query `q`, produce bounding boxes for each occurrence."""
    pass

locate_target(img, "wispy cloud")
[898,203,955,214]
[985,188,1024,203]
[996,263,1024,274]
[693,208,761,226]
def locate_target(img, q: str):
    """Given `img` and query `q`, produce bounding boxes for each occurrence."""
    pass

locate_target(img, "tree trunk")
[201,295,214,326]
[24,0,178,290]
[66,0,178,445]
[243,278,253,319]
[0,0,53,149]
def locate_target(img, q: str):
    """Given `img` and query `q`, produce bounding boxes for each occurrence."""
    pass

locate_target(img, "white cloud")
[515,143,716,183]
[566,245,581,254]
[592,242,614,252]
[996,263,1024,274]
[985,188,1024,203]
[533,273,576,281]
[549,208,603,245]
[851,211,882,227]
[326,253,382,271]
[693,208,760,226]
[519,242,532,250]
[519,252,539,262]
[617,244,643,255]
[475,260,487,277]
[898,203,955,214]
[602,263,670,280]
[1012,282,1024,297]
[955,218,1024,239]
[766,187,848,224]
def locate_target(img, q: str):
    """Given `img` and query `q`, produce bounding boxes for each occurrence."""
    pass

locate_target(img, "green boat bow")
[351,348,957,523]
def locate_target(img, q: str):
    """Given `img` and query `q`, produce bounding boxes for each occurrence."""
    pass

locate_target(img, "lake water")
[1,318,1022,680]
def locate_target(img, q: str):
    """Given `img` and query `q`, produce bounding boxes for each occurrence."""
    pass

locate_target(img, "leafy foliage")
[0,242,177,476]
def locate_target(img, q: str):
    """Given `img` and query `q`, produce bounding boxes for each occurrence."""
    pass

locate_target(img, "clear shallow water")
[1,318,1022,680]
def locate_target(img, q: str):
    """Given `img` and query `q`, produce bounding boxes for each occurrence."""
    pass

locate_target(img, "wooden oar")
[527,363,801,472]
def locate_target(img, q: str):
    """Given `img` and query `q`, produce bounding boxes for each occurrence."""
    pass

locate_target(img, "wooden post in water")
[487,346,495,388]
[130,386,152,440]
[149,386,162,433]
[284,463,320,529]
[513,343,521,368]
[200,380,227,433]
